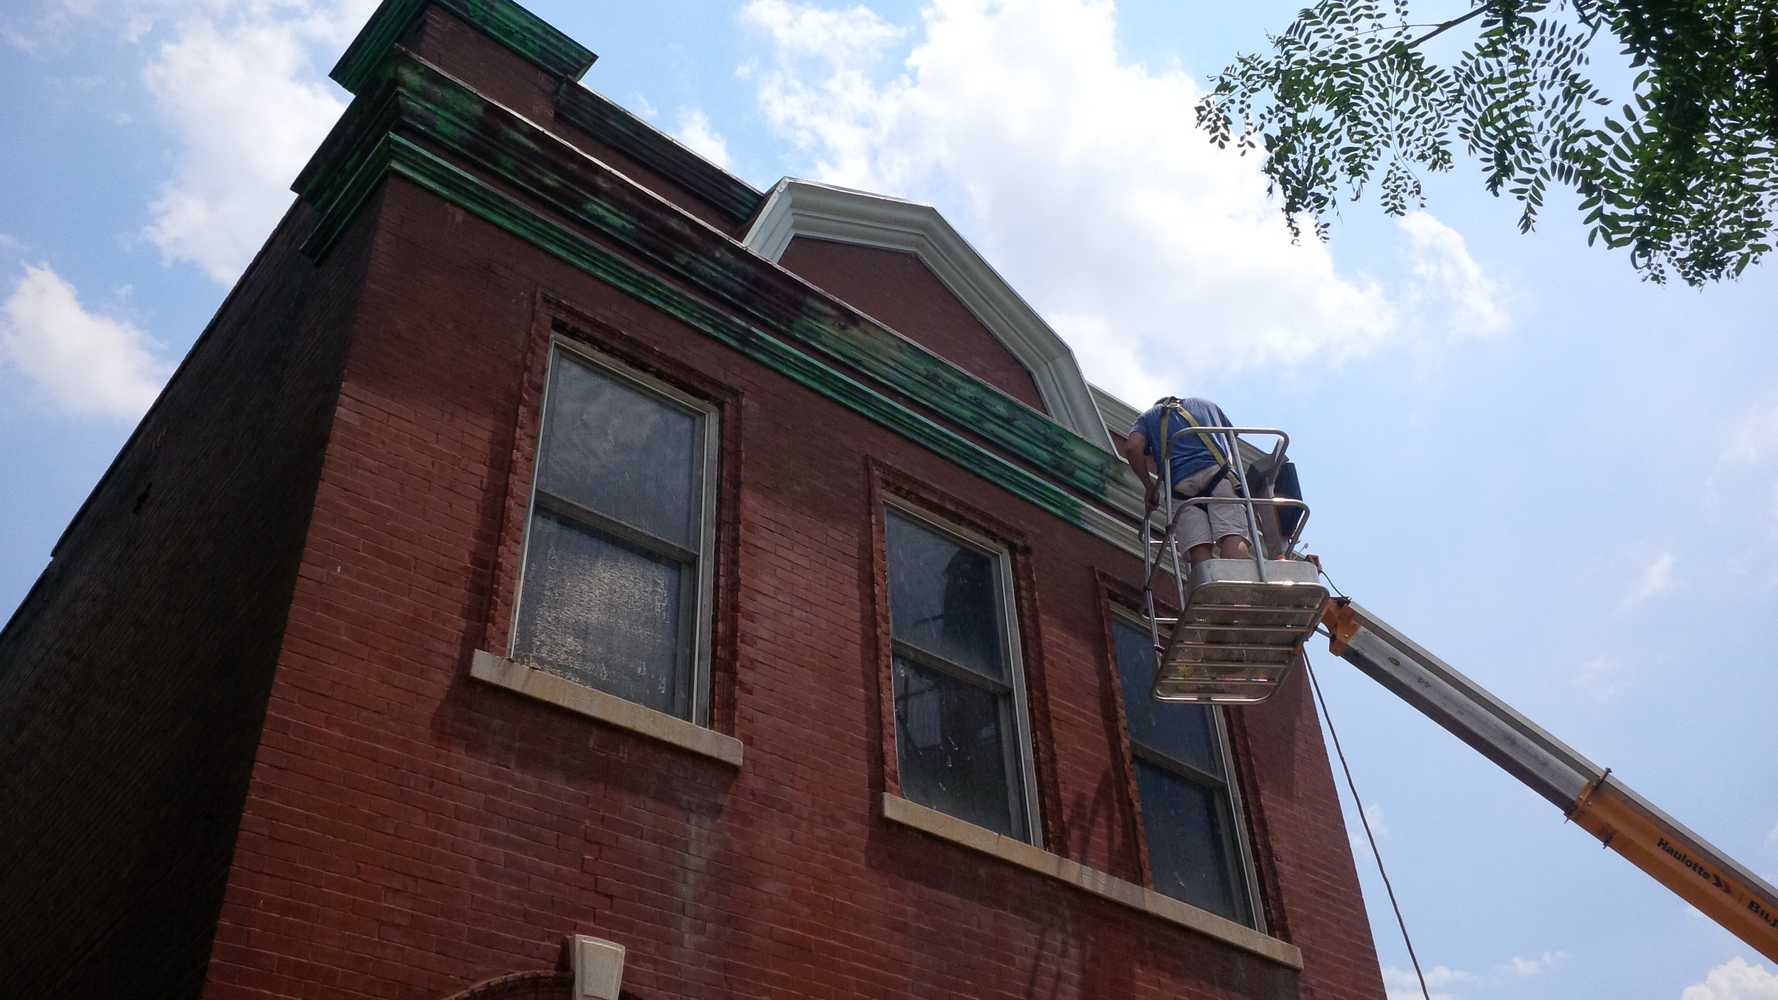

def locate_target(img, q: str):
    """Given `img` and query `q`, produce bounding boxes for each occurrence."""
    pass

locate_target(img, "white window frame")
[509,339,720,725]
[1110,607,1265,929]
[883,497,1043,845]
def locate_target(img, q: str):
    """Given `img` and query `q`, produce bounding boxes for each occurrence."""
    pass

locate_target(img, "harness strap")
[1195,463,1232,497]
[1170,399,1234,470]
[1157,403,1173,497]
[1158,398,1243,499]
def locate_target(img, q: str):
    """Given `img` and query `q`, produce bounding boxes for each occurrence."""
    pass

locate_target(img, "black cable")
[1304,652,1431,1000]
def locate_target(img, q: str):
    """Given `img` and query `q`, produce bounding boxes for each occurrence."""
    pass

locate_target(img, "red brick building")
[0,2,1386,998]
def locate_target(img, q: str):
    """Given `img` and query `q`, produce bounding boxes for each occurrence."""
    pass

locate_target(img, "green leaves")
[1197,0,1778,285]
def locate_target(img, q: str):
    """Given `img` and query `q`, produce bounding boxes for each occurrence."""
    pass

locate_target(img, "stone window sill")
[471,651,743,768]
[880,793,1302,969]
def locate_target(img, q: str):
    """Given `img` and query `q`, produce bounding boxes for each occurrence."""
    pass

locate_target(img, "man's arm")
[1120,429,1157,506]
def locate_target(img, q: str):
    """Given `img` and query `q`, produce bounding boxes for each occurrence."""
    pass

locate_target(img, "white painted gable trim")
[743,179,1113,451]
[1090,383,1142,442]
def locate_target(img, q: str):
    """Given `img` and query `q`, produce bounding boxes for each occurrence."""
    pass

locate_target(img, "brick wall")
[0,202,373,998]
[775,237,1051,413]
[0,6,1384,998]
[1233,669,1389,994]
[202,172,1383,1000]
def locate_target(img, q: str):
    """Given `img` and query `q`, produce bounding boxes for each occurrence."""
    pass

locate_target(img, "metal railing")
[1138,420,1311,665]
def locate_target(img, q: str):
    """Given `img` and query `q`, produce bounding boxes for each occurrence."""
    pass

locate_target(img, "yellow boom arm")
[1321,599,1778,962]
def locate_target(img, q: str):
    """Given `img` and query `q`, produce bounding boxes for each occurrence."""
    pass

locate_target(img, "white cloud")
[2,1,374,282]
[2,0,98,53]
[0,263,171,419]
[1500,950,1568,977]
[1422,965,1478,989]
[1350,801,1388,840]
[742,0,906,64]
[138,0,375,284]
[0,234,26,255]
[1363,802,1389,838]
[739,0,1509,402]
[1620,551,1678,612]
[673,108,733,169]
[1716,398,1778,539]
[1727,399,1778,466]
[1345,800,1389,861]
[1,25,37,53]
[1682,958,1778,1000]
[1399,212,1509,337]
[1574,654,1627,703]
[1382,963,1473,1000]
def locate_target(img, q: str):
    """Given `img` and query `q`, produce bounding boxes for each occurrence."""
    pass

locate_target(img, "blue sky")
[2,2,1775,997]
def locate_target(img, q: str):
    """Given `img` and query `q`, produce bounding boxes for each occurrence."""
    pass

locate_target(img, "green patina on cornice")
[372,136,1087,529]
[303,135,399,258]
[331,0,595,95]
[296,50,1128,518]
[295,75,406,217]
[554,86,764,225]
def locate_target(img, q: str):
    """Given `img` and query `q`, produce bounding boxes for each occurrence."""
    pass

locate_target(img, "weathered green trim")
[331,0,595,94]
[331,0,424,92]
[301,134,397,260]
[554,86,763,225]
[303,53,1125,505]
[298,50,1129,517]
[293,76,405,214]
[374,136,1087,528]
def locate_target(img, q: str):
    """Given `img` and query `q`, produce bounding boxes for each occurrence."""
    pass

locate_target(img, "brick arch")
[439,971,572,1000]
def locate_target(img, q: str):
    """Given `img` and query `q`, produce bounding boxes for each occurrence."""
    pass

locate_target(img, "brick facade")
[0,206,372,997]
[775,238,1050,411]
[0,3,1385,999]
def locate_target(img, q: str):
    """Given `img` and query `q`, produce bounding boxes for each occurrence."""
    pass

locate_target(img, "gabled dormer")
[744,180,1112,450]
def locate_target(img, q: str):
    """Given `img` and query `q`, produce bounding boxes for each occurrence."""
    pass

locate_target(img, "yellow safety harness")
[1155,397,1240,500]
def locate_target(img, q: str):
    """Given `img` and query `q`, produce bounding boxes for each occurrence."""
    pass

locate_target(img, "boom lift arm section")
[1321,600,1778,962]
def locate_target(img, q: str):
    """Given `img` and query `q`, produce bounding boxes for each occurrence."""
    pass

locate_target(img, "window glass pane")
[538,351,701,547]
[885,511,1005,679]
[893,655,1022,838]
[514,508,685,714]
[1113,618,1220,775]
[1136,760,1245,923]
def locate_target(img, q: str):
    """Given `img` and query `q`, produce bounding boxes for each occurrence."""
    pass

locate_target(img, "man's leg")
[1179,504,1214,565]
[1206,480,1252,559]
[1170,466,1222,565]
[1215,533,1251,559]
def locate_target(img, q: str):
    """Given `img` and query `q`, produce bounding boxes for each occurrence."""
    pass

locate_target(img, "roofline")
[1089,384,1141,441]
[555,85,764,225]
[742,179,1114,451]
[331,0,596,95]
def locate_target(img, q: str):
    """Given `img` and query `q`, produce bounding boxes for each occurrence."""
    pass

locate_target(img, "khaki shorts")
[1170,466,1249,550]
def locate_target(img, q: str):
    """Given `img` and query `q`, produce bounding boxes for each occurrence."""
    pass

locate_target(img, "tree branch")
[1351,20,1480,38]
[1339,5,1491,68]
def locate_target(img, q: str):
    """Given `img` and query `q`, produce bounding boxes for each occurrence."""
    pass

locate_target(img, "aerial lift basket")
[1137,413,1323,705]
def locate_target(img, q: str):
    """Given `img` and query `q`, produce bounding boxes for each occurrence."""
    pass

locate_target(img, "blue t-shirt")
[1129,397,1234,488]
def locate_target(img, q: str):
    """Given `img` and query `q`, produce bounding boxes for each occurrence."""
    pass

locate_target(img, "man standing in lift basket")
[1120,396,1252,566]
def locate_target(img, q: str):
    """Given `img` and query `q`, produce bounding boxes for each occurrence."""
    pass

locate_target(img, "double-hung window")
[884,504,1040,843]
[511,343,718,723]
[1110,611,1259,925]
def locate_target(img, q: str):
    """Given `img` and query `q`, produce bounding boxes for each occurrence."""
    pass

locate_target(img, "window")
[1111,612,1259,925]
[884,504,1040,842]
[511,344,718,723]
